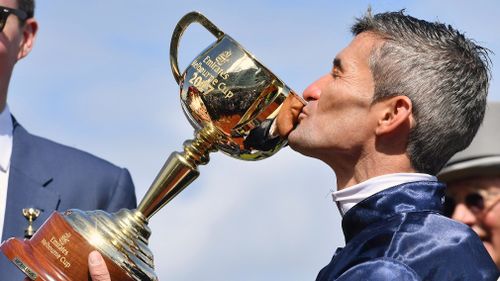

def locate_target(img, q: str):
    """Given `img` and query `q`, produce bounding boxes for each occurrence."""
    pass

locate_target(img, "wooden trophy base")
[0,212,134,281]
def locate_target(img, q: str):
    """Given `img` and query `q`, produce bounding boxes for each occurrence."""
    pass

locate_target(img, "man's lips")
[298,112,307,121]
[298,107,309,121]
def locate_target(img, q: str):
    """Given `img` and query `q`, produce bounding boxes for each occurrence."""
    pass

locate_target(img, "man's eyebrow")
[333,58,343,72]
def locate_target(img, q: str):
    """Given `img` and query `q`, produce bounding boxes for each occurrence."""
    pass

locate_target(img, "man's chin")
[287,135,314,158]
[286,130,302,152]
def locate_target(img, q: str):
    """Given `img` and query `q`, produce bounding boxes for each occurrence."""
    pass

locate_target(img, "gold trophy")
[0,11,305,280]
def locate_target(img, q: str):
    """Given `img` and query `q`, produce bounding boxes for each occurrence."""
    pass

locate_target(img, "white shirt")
[0,105,13,240]
[332,173,437,216]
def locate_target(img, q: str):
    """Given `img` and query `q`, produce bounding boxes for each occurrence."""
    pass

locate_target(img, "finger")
[88,251,111,281]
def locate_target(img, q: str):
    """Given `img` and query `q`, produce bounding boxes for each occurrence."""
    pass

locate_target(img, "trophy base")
[0,212,134,281]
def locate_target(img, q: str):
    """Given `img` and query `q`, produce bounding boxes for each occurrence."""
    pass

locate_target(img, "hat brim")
[437,155,500,182]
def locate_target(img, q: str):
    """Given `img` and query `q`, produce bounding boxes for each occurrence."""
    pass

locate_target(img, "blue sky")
[8,1,500,280]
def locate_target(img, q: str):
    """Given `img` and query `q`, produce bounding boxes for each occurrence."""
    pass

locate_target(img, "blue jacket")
[0,118,137,280]
[316,181,499,281]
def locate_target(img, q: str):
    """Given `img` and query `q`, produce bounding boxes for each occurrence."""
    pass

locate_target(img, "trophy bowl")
[0,11,305,281]
[172,12,298,161]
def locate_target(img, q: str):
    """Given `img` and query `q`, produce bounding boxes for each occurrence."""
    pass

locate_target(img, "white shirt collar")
[332,173,437,216]
[0,105,13,172]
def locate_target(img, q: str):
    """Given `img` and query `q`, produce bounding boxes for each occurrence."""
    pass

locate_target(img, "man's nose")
[302,84,321,101]
[452,203,478,227]
[302,77,326,101]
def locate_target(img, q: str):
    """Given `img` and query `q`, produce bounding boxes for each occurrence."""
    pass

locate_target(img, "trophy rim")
[221,34,292,94]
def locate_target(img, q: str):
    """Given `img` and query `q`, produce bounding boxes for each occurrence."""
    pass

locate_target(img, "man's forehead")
[352,33,383,54]
[334,32,382,66]
[0,0,18,8]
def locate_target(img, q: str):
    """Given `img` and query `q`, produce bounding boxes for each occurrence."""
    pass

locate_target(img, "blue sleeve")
[336,259,421,281]
[105,168,137,212]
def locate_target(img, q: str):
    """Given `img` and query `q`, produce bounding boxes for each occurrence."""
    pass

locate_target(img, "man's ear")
[375,95,413,136]
[17,18,38,60]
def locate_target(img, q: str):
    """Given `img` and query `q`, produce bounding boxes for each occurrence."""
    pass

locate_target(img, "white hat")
[438,102,500,182]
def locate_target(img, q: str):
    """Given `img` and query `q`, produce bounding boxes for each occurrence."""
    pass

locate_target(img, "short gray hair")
[352,10,491,175]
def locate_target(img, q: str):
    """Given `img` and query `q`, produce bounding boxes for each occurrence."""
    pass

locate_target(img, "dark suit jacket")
[0,118,137,280]
[316,181,499,281]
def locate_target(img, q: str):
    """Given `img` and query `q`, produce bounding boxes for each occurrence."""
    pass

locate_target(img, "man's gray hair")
[352,10,491,175]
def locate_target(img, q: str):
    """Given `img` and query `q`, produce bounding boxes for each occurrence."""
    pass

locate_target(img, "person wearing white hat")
[439,102,500,269]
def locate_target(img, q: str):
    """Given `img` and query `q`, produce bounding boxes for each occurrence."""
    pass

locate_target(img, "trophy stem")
[137,124,221,220]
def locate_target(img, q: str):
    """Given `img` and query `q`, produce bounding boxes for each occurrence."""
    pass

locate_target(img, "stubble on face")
[288,33,380,166]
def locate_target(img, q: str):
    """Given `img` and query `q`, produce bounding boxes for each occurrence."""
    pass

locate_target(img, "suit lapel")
[2,118,60,241]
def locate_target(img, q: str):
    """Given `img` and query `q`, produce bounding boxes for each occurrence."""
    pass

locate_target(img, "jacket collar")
[341,181,445,242]
[10,117,54,186]
[2,116,60,240]
[0,105,13,172]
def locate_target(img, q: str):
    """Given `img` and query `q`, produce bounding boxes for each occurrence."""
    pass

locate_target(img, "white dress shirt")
[0,105,13,240]
[332,173,437,216]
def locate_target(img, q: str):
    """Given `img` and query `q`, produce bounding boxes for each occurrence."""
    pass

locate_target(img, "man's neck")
[332,153,415,191]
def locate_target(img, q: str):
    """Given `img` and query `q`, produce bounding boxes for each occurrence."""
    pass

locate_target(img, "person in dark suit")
[0,0,136,280]
[439,102,500,269]
[279,10,499,281]
[3,118,136,240]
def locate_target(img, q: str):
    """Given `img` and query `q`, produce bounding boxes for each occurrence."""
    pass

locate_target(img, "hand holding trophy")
[1,11,305,281]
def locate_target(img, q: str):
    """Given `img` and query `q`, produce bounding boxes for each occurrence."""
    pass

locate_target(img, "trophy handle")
[170,11,225,84]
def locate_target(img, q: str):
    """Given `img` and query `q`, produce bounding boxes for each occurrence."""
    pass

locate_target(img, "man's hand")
[89,251,111,281]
